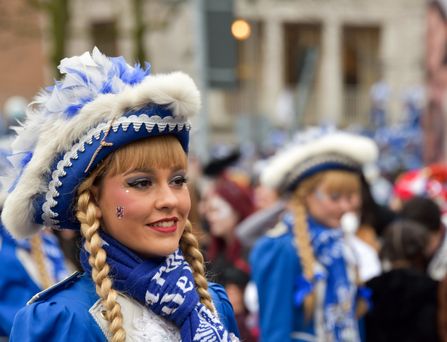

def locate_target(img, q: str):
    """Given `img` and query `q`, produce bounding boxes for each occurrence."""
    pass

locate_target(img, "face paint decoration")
[116,206,124,219]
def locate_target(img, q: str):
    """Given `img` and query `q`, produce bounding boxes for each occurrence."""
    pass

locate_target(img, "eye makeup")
[126,176,153,189]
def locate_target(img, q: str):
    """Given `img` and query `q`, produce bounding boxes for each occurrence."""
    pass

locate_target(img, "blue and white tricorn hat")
[260,130,379,194]
[1,47,200,238]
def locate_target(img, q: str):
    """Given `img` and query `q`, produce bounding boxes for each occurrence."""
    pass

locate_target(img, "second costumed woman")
[2,48,240,341]
[250,131,378,342]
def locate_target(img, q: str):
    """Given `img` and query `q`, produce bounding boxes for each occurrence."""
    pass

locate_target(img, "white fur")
[261,132,379,191]
[2,72,200,238]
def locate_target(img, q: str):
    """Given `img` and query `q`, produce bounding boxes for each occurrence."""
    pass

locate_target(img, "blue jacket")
[250,220,305,341]
[0,227,40,336]
[250,214,359,342]
[10,272,240,341]
[0,225,67,337]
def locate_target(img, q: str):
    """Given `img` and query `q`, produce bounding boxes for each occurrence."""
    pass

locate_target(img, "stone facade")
[0,1,46,118]
[0,0,426,144]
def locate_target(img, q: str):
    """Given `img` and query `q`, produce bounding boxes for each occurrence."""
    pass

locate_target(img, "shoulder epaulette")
[266,222,288,238]
[27,271,83,305]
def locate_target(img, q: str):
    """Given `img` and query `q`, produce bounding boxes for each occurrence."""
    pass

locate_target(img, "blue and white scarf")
[284,214,359,341]
[80,232,235,342]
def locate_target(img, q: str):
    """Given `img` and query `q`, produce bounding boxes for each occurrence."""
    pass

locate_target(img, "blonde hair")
[30,234,52,289]
[75,135,213,342]
[290,170,360,319]
[320,170,360,197]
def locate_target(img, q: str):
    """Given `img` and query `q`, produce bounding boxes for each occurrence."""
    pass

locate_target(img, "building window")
[283,23,322,126]
[342,25,381,125]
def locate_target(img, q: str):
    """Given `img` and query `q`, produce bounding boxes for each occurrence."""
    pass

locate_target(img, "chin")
[156,244,180,257]
[136,243,180,259]
[325,221,340,229]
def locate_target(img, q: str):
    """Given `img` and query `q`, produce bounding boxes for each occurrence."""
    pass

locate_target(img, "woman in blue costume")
[1,48,239,342]
[250,131,378,342]
[0,142,68,338]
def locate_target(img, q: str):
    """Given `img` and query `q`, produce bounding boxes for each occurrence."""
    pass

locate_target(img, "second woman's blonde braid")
[30,234,52,289]
[291,192,316,320]
[180,220,215,313]
[76,189,126,342]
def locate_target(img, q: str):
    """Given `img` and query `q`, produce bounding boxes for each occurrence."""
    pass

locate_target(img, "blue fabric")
[250,222,299,341]
[250,213,359,342]
[0,225,68,337]
[10,272,238,342]
[208,283,240,337]
[0,226,40,337]
[10,273,107,342]
[41,233,68,282]
[80,232,236,341]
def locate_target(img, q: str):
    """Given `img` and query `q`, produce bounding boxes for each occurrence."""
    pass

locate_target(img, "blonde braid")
[76,189,126,342]
[291,192,316,320]
[180,220,215,313]
[30,234,52,289]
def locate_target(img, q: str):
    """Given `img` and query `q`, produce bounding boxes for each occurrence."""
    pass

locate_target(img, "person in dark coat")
[365,219,441,342]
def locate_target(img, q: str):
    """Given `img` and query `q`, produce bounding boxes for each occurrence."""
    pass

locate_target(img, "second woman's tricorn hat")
[260,130,378,195]
[1,48,200,238]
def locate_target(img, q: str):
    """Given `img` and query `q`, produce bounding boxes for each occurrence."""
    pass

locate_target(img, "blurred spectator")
[222,266,257,342]
[357,173,397,249]
[236,159,286,249]
[369,79,390,129]
[399,195,447,281]
[235,199,285,250]
[202,146,241,178]
[402,85,425,128]
[390,163,447,213]
[0,138,68,337]
[204,175,254,282]
[365,219,442,342]
[202,175,256,342]
[0,226,69,337]
[341,212,381,283]
[400,196,444,263]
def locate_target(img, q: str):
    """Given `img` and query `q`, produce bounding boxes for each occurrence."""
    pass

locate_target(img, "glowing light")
[231,19,251,40]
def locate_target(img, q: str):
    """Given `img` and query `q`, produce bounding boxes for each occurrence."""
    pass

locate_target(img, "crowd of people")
[0,48,446,342]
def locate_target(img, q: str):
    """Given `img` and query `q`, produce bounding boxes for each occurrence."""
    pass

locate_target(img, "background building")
[0,0,428,158]
[0,1,46,122]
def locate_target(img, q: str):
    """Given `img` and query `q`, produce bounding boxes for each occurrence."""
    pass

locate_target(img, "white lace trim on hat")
[41,114,190,228]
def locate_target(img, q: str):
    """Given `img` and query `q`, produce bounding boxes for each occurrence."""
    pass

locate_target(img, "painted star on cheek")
[116,206,124,219]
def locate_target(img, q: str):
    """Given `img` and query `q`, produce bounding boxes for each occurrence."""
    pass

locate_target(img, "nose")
[154,183,178,210]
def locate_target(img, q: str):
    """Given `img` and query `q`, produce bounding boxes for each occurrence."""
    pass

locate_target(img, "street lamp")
[231,19,251,41]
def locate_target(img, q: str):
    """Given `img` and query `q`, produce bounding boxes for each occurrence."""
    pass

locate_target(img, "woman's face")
[95,167,191,258]
[204,193,239,239]
[305,180,358,228]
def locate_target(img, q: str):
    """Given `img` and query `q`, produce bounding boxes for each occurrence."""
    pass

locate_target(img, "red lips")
[146,217,178,233]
